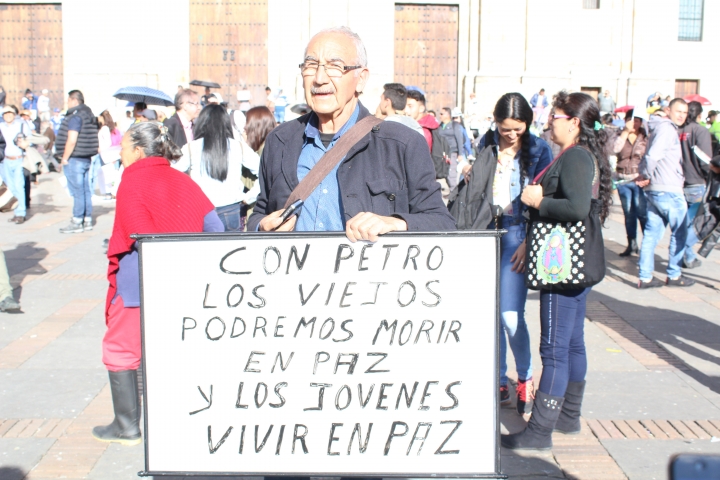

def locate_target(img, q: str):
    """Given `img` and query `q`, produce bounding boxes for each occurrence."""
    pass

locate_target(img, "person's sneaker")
[667,275,696,287]
[516,378,535,415]
[7,216,19,223]
[638,277,664,289]
[500,385,511,406]
[682,258,702,269]
[0,296,21,312]
[59,219,84,234]
[13,216,25,224]
[83,217,93,231]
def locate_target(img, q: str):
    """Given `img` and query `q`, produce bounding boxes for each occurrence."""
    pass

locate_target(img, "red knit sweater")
[106,157,215,319]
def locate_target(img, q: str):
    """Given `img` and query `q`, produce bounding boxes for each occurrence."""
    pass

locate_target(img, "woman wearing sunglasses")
[502,91,612,450]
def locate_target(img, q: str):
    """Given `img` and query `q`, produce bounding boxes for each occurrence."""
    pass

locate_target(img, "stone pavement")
[2,173,720,480]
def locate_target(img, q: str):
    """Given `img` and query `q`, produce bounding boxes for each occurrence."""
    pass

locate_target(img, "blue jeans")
[89,154,103,196]
[215,202,244,232]
[683,184,706,263]
[64,157,93,220]
[1,159,26,217]
[538,287,590,397]
[617,182,647,239]
[638,190,688,281]
[498,224,532,386]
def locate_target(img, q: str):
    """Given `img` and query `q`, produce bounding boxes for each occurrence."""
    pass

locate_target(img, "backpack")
[430,128,450,179]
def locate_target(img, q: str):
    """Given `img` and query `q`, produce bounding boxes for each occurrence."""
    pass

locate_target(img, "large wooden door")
[394,4,459,112]
[190,0,268,109]
[675,79,699,98]
[0,4,64,111]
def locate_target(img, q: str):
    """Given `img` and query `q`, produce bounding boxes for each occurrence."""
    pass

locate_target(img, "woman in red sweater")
[93,122,223,445]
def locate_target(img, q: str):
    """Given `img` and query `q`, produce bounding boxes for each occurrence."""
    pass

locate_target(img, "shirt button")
[318,222,324,228]
[387,194,396,201]
[511,182,516,186]
[323,189,328,194]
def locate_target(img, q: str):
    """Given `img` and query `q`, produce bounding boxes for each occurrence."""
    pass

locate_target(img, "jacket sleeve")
[393,133,457,232]
[695,126,713,176]
[247,145,273,232]
[454,124,465,158]
[539,149,594,222]
[640,124,671,179]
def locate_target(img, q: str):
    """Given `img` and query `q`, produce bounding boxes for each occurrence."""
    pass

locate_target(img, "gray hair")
[305,26,368,70]
[174,88,198,111]
[126,121,182,161]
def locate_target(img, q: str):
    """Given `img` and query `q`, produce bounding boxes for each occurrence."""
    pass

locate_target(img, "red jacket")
[418,114,439,151]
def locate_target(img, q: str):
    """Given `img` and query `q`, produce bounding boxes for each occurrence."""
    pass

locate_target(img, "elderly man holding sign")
[247,26,455,237]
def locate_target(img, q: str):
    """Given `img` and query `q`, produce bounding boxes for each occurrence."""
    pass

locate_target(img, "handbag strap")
[283,115,382,208]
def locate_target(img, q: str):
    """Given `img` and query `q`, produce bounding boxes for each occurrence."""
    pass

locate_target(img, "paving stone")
[583,371,720,419]
[0,369,107,418]
[0,438,55,479]
[601,439,720,480]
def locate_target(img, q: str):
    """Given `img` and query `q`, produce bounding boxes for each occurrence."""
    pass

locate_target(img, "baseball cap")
[20,109,32,117]
[2,106,16,114]
[451,107,463,118]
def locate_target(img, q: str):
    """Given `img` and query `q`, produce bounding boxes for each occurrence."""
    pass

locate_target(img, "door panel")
[190,0,268,109]
[0,4,63,111]
[675,80,698,98]
[394,4,459,112]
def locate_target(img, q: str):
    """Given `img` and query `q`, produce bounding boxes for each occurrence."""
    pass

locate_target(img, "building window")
[675,79,698,99]
[582,0,600,9]
[678,0,703,41]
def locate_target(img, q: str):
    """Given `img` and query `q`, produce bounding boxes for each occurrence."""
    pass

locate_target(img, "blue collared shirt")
[295,104,360,231]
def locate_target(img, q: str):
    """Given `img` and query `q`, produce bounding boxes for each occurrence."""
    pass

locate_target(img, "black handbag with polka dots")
[525,198,606,291]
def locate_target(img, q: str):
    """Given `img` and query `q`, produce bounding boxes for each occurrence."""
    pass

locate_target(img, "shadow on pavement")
[4,241,49,303]
[591,288,720,396]
[0,466,26,480]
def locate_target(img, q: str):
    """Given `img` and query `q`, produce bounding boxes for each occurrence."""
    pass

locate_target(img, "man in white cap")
[37,89,51,116]
[0,106,29,224]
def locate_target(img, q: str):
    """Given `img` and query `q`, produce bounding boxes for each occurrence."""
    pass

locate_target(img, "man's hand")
[346,212,407,243]
[521,184,544,209]
[710,164,720,174]
[634,175,650,188]
[258,209,297,232]
[461,164,473,178]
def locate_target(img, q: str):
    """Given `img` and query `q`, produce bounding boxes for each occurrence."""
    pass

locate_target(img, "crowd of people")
[0,26,718,463]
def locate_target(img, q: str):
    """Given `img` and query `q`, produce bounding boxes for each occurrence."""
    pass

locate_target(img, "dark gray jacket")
[439,121,465,156]
[247,103,456,232]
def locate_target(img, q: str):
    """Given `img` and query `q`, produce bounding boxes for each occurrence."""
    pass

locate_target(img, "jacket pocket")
[367,178,407,216]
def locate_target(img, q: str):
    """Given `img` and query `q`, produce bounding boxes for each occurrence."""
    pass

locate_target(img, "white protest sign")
[138,232,500,477]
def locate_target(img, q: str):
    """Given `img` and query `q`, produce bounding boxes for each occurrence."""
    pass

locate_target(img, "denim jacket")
[478,129,553,226]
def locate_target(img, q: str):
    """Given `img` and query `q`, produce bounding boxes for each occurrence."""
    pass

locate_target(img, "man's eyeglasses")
[298,61,362,78]
[184,101,200,108]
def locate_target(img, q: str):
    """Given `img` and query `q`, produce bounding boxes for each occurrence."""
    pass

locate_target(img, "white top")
[98,125,112,152]
[173,137,260,207]
[492,160,514,215]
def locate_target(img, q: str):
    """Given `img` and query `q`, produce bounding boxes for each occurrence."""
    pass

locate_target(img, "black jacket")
[55,104,98,158]
[164,113,188,150]
[247,102,456,232]
[679,121,712,186]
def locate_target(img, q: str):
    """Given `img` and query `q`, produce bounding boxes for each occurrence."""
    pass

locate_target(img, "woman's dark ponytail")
[551,91,613,225]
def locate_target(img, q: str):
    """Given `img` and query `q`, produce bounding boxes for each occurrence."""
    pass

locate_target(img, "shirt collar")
[178,113,193,128]
[304,104,361,146]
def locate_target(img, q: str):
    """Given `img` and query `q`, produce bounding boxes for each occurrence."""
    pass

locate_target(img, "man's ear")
[356,68,370,94]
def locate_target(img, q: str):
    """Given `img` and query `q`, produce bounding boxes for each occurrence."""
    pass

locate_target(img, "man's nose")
[313,65,331,83]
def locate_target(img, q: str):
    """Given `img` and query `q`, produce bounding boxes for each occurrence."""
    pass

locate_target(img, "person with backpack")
[405,89,450,182]
[448,93,553,415]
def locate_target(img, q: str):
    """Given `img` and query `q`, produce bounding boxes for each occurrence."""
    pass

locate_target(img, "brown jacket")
[615,133,647,175]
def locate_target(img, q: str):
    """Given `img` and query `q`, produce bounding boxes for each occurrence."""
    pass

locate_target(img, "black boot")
[619,237,638,257]
[501,390,564,450]
[699,229,720,258]
[554,381,585,434]
[92,370,141,445]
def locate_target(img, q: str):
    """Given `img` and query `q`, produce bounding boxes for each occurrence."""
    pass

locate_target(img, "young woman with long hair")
[173,104,260,231]
[244,106,276,155]
[93,122,223,445]
[455,93,553,415]
[503,91,613,450]
[613,114,648,256]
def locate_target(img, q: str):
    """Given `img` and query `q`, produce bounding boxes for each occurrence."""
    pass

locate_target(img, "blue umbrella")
[112,86,173,107]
